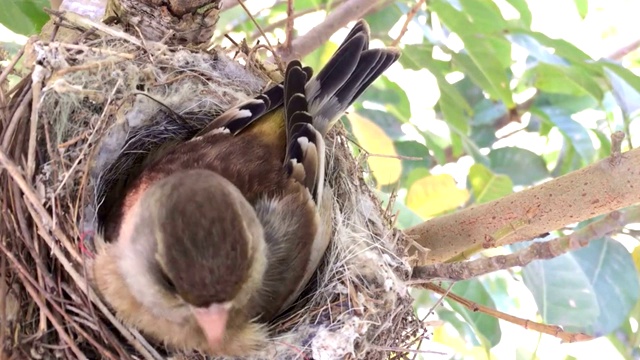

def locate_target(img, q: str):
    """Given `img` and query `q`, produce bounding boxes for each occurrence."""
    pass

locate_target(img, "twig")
[411,282,453,360]
[410,207,639,281]
[610,130,625,166]
[0,150,82,263]
[421,282,594,343]
[27,66,47,180]
[285,0,295,50]
[607,38,640,60]
[235,0,281,68]
[21,198,162,360]
[391,0,426,47]
[406,146,640,264]
[0,47,25,109]
[281,0,386,61]
[46,9,142,46]
[54,80,120,196]
[1,89,33,151]
[0,242,88,360]
[248,4,343,41]
[0,48,24,87]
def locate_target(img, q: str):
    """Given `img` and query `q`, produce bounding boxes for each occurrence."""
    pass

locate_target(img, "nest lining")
[1,15,421,360]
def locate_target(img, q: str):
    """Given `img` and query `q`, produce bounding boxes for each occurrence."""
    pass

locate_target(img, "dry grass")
[0,12,421,359]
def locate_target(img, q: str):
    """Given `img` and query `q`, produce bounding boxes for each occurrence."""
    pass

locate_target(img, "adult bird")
[92,19,400,356]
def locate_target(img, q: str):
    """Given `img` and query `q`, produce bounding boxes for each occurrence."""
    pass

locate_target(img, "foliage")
[3,0,640,358]
[1,0,49,35]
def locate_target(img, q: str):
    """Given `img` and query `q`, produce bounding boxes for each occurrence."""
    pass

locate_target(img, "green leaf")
[447,279,502,347]
[423,60,474,138]
[468,163,513,203]
[533,106,596,164]
[522,63,604,101]
[431,0,507,35]
[431,0,514,106]
[437,308,486,347]
[361,76,412,122]
[399,44,434,71]
[472,99,507,126]
[508,33,568,66]
[601,62,640,95]
[303,41,338,73]
[453,39,514,106]
[602,63,640,115]
[574,0,589,19]
[357,109,405,140]
[459,0,508,34]
[504,0,532,27]
[365,2,403,37]
[509,30,592,64]
[394,140,433,184]
[523,238,640,336]
[534,92,599,115]
[422,130,448,164]
[592,129,612,161]
[1,0,49,35]
[489,147,550,186]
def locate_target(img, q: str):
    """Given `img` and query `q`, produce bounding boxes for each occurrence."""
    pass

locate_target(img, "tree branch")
[278,0,386,62]
[421,283,594,343]
[406,147,640,264]
[411,206,640,281]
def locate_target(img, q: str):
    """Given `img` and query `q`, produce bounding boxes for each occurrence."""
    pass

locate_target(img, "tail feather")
[197,19,399,203]
[305,20,400,135]
[335,49,400,106]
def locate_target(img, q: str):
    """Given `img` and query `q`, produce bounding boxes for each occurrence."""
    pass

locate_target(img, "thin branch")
[421,283,594,343]
[285,0,295,50]
[391,0,425,47]
[607,38,640,60]
[410,207,640,281]
[0,243,88,360]
[406,146,640,264]
[280,0,386,61]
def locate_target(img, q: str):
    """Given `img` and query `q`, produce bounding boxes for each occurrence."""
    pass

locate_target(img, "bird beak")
[191,302,232,351]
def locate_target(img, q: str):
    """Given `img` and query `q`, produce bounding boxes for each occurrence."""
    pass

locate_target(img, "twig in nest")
[2,86,33,150]
[54,80,121,196]
[44,9,142,46]
[27,66,47,179]
[392,0,426,47]
[410,282,453,360]
[235,0,284,72]
[0,47,25,109]
[0,242,88,360]
[421,282,594,343]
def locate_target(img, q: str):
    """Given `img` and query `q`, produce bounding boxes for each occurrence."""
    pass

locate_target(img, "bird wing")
[186,19,399,320]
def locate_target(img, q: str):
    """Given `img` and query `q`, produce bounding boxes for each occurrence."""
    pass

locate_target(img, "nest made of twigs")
[0,12,421,360]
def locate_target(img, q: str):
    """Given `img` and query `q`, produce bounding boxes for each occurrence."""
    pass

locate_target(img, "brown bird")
[92,19,399,356]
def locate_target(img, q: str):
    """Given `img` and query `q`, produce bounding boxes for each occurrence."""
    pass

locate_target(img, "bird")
[92,19,400,356]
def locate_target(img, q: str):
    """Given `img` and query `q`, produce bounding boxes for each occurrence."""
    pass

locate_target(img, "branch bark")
[406,147,640,264]
[411,206,640,281]
[278,0,385,62]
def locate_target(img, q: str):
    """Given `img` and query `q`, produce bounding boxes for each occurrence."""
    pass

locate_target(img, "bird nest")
[0,13,420,360]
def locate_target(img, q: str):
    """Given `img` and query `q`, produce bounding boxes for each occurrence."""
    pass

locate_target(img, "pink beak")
[191,303,231,351]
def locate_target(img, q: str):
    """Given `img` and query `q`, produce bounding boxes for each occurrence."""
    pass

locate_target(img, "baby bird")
[92,19,400,356]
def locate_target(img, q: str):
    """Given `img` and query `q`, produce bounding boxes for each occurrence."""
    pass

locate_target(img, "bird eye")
[159,269,177,293]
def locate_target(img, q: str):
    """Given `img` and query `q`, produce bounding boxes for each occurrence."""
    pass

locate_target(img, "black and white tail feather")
[202,20,399,203]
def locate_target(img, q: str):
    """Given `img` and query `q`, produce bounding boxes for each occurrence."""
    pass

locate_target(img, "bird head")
[115,169,267,352]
